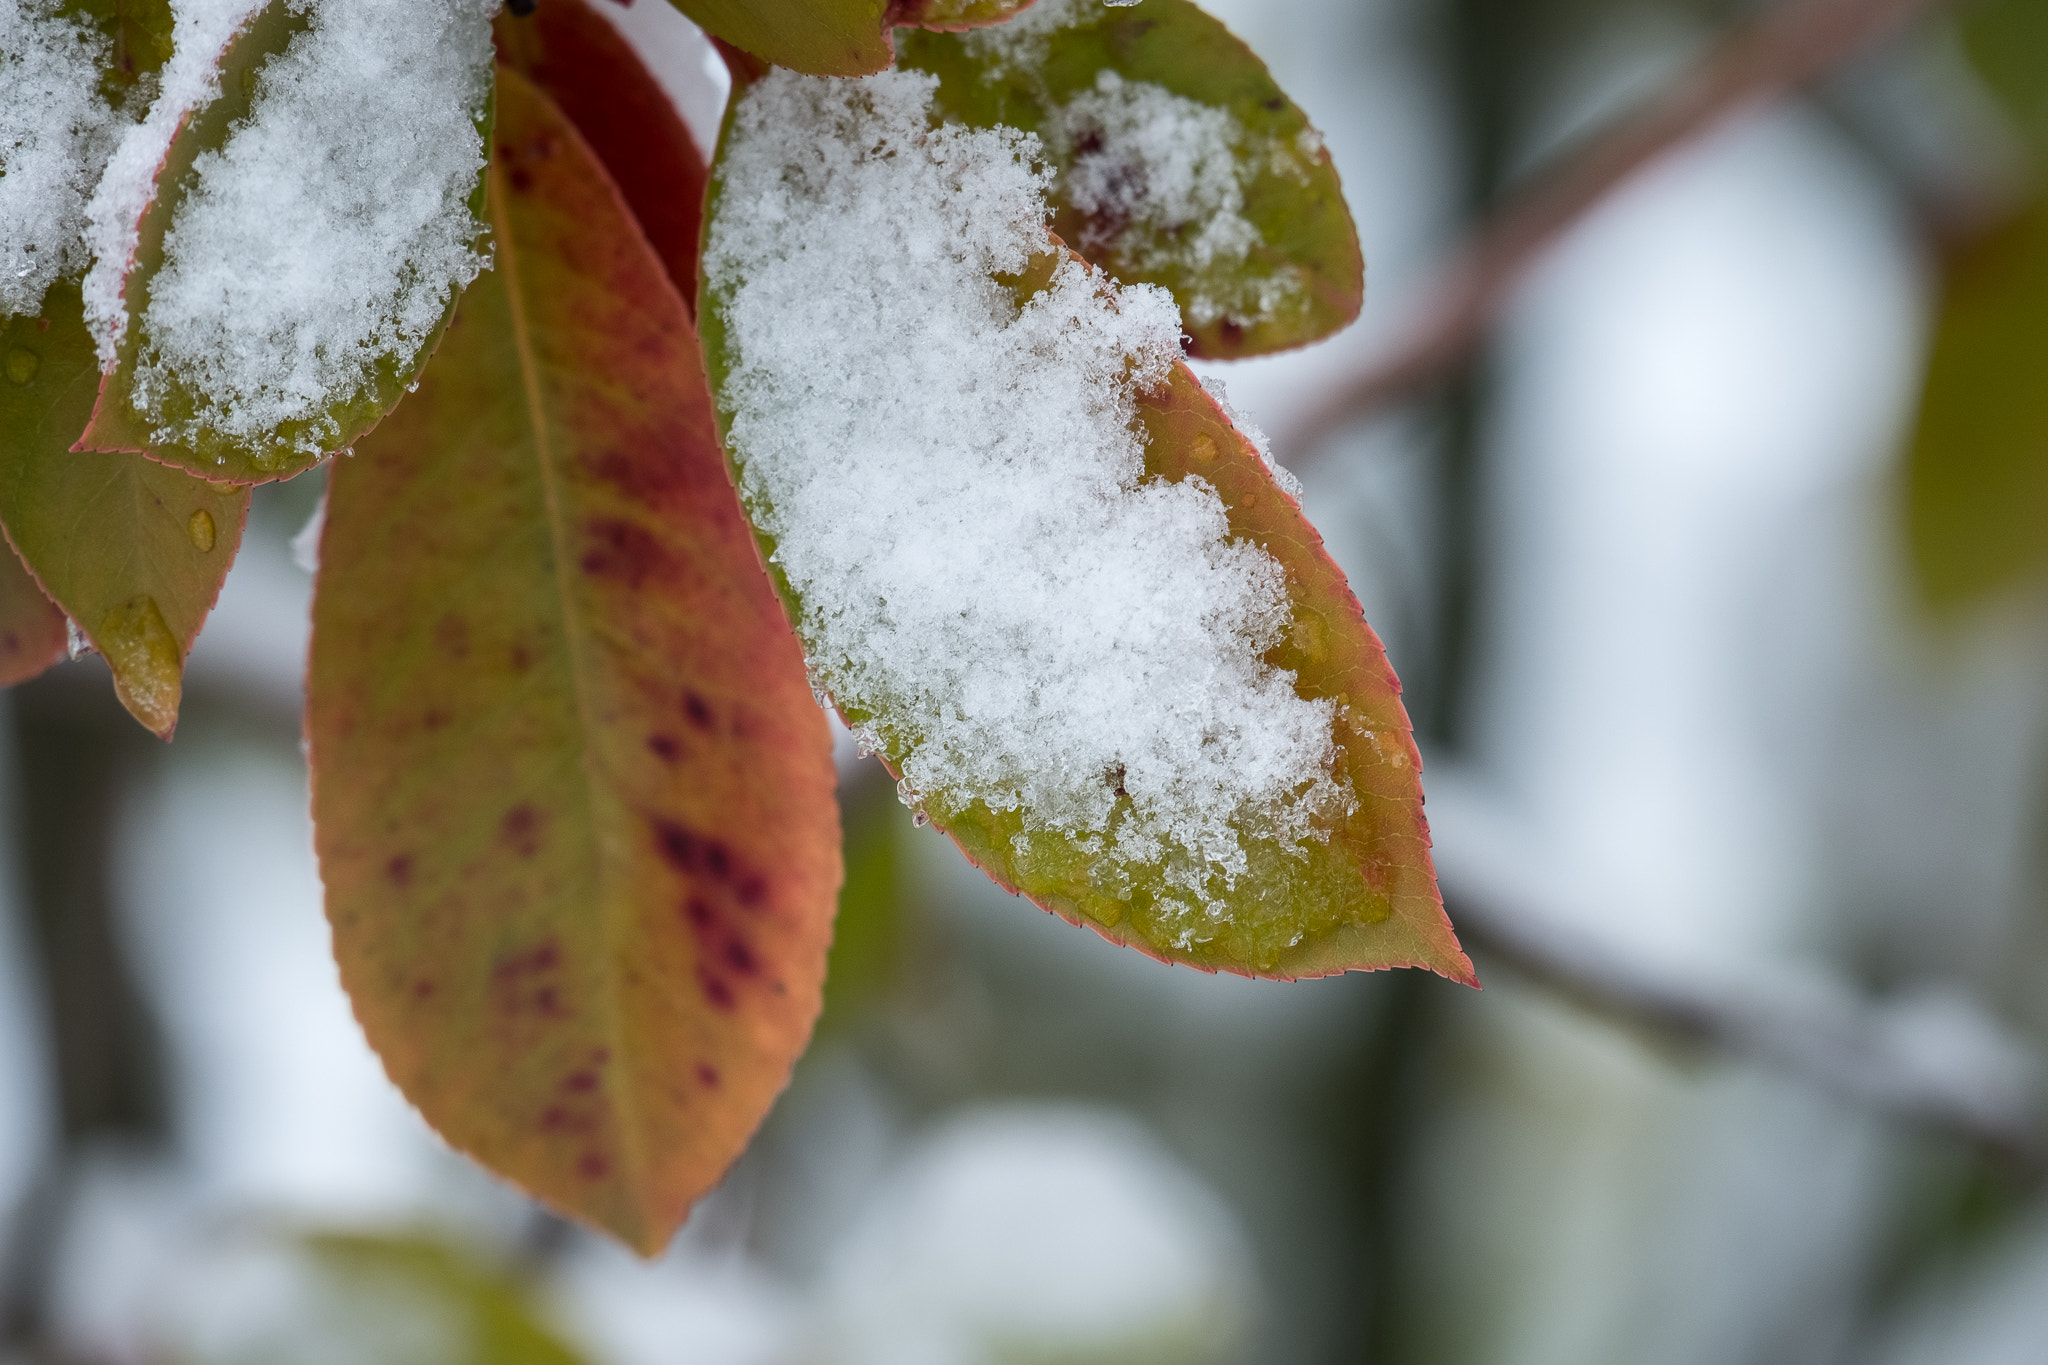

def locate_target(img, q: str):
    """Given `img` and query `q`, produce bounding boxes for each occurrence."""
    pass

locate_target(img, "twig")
[1292,0,1951,448]
[1427,774,2047,1170]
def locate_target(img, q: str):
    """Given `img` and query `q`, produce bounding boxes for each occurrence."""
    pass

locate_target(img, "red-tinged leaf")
[0,282,247,736]
[308,66,840,1253]
[896,0,1363,358]
[0,543,66,689]
[666,0,891,76]
[77,0,491,484]
[495,0,708,312]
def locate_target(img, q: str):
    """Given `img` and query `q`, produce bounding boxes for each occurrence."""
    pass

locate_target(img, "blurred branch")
[1293,0,1952,448]
[1429,779,2047,1171]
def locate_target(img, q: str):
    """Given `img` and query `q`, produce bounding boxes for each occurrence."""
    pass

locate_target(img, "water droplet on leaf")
[96,596,183,737]
[4,348,38,385]
[186,508,216,552]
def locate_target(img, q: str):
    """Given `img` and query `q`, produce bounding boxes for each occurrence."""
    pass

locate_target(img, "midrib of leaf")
[489,163,652,1210]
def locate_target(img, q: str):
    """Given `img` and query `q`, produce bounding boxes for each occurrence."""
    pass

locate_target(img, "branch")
[1427,774,2047,1170]
[1292,0,1951,447]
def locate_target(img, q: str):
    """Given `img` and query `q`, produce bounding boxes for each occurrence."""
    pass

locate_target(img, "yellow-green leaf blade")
[666,0,891,76]
[0,542,67,689]
[1904,197,2048,606]
[0,281,247,736]
[309,67,841,1253]
[896,0,1363,358]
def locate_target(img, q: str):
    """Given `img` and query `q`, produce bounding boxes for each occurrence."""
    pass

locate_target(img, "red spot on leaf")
[434,613,469,659]
[422,707,451,731]
[510,643,533,672]
[385,854,414,887]
[578,1151,610,1180]
[411,978,436,1000]
[500,802,547,857]
[683,691,714,730]
[697,965,735,1011]
[695,1062,720,1088]
[647,733,682,763]
[580,517,668,588]
[562,1070,597,1093]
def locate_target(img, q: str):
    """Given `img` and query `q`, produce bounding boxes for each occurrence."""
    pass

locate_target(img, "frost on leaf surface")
[123,0,493,463]
[0,0,124,319]
[703,71,1357,959]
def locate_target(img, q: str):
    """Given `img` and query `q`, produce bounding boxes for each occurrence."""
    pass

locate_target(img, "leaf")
[1961,0,2048,156]
[495,0,708,312]
[308,66,841,1253]
[1904,196,2048,606]
[77,0,491,484]
[0,282,247,736]
[665,0,892,77]
[698,66,1463,982]
[0,543,67,690]
[300,1234,591,1365]
[889,0,1041,32]
[895,0,1363,359]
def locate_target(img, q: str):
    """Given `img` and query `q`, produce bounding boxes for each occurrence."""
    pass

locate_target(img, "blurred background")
[8,0,2048,1359]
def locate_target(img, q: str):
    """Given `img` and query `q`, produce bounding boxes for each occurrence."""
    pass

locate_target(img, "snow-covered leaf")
[308,67,841,1253]
[0,281,246,736]
[896,0,1363,358]
[495,0,707,311]
[78,0,495,484]
[701,70,1464,981]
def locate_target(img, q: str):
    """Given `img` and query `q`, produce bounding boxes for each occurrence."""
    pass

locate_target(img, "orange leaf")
[308,66,840,1252]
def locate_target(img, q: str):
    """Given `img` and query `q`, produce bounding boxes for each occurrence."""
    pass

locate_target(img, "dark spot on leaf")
[698,965,735,1011]
[578,1151,610,1179]
[580,517,667,588]
[685,896,713,929]
[1107,762,1128,798]
[647,733,682,763]
[411,978,436,1000]
[562,1070,597,1093]
[584,448,682,502]
[695,1062,720,1088]
[533,987,566,1017]
[1263,96,1286,111]
[509,643,532,672]
[493,938,560,980]
[735,875,767,909]
[500,802,546,857]
[385,854,414,887]
[422,708,451,731]
[683,691,714,730]
[1218,318,1244,346]
[725,939,759,975]
[434,613,469,659]
[509,166,533,193]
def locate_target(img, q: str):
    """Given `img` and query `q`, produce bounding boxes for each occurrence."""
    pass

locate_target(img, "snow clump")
[0,0,123,318]
[704,70,1348,924]
[128,0,495,458]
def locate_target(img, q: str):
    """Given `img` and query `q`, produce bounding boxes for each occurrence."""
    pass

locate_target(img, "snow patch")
[705,71,1347,926]
[0,0,122,318]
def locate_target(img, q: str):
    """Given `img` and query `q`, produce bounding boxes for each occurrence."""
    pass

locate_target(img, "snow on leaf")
[0,281,247,737]
[77,0,495,483]
[700,69,1464,981]
[308,67,841,1253]
[896,0,1363,358]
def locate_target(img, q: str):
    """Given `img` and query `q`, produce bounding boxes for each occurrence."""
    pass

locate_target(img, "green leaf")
[495,0,708,312]
[0,282,247,736]
[77,0,490,484]
[666,0,892,76]
[1904,196,2048,606]
[1961,0,2048,156]
[0,541,67,690]
[308,66,841,1253]
[891,0,1041,31]
[896,0,1364,358]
